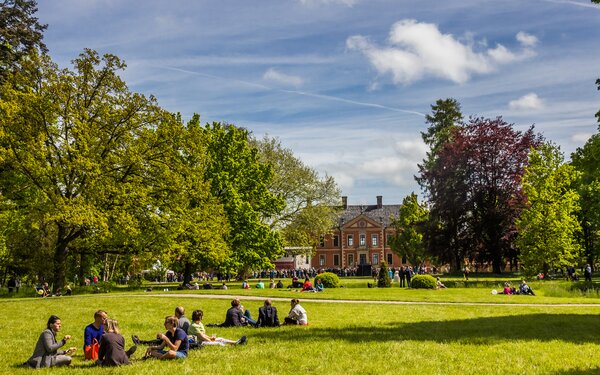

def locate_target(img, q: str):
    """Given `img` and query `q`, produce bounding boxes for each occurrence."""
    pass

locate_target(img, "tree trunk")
[183,261,193,285]
[53,226,69,290]
[78,251,87,286]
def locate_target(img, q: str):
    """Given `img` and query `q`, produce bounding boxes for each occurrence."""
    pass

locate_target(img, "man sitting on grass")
[144,316,188,360]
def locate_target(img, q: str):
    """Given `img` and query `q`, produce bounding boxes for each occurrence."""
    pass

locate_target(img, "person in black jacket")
[220,298,246,327]
[257,299,280,327]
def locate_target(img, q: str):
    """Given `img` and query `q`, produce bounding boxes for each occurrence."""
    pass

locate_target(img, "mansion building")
[311,195,403,271]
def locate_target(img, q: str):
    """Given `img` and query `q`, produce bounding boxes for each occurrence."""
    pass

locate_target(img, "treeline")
[0,1,340,288]
[391,97,600,276]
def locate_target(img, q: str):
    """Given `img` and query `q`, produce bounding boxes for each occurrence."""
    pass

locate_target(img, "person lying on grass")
[188,310,247,348]
[144,316,188,360]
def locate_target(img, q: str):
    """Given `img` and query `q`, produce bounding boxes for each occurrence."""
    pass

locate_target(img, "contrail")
[540,0,599,9]
[159,65,425,117]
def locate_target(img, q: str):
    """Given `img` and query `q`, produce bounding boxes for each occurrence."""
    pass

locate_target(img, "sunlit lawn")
[3,282,600,374]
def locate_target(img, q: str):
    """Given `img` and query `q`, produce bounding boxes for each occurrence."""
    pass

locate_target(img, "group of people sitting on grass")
[497,280,535,295]
[26,299,308,369]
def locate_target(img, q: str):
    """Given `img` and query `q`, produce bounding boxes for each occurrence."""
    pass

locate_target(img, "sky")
[36,0,600,205]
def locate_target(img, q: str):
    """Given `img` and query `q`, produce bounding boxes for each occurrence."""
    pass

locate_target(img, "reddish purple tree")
[423,117,542,273]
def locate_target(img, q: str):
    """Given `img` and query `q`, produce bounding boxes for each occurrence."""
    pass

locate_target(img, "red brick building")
[311,195,403,271]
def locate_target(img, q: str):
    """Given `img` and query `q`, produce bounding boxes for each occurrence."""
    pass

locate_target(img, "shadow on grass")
[251,314,600,344]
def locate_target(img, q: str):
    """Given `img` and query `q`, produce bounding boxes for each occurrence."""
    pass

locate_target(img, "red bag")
[84,338,99,360]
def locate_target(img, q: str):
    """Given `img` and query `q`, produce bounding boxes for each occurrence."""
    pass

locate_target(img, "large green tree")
[252,135,340,253]
[0,50,221,288]
[203,123,284,277]
[516,143,581,276]
[390,193,429,266]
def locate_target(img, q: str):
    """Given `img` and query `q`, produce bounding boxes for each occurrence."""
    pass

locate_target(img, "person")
[257,299,280,327]
[175,306,190,334]
[584,264,592,282]
[501,282,513,295]
[436,277,446,289]
[144,316,189,360]
[464,266,470,281]
[84,310,108,355]
[97,319,137,366]
[133,306,188,346]
[26,315,76,368]
[240,304,258,327]
[241,280,250,289]
[218,298,247,327]
[41,282,51,297]
[256,279,265,289]
[269,279,276,289]
[314,278,324,292]
[276,280,284,289]
[393,271,401,285]
[7,276,16,293]
[519,280,535,296]
[301,277,313,292]
[188,310,246,347]
[284,298,308,325]
[220,282,228,290]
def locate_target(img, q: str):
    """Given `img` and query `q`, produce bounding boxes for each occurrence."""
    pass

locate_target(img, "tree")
[203,123,285,277]
[517,143,581,276]
[390,193,428,266]
[377,261,391,287]
[571,84,600,267]
[252,135,340,253]
[420,114,541,272]
[0,50,203,288]
[0,0,47,83]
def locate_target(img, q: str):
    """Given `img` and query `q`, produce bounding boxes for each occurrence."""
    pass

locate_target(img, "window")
[372,253,379,265]
[371,234,378,246]
[333,235,339,247]
[333,254,340,266]
[359,234,366,246]
[386,234,393,246]
[319,255,326,266]
[348,254,354,266]
[387,253,393,265]
[319,236,325,247]
[347,235,353,246]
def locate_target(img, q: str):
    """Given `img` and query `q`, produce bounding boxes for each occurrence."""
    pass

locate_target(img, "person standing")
[584,264,592,282]
[26,315,76,368]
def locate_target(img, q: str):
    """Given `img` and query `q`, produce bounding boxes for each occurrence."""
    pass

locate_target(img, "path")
[128,293,600,307]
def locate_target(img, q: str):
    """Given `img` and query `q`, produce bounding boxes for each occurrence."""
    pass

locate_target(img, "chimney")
[342,196,348,209]
[376,195,382,209]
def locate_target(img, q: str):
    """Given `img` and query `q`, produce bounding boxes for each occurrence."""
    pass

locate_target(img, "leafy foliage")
[517,143,581,276]
[390,193,428,266]
[377,261,391,287]
[316,272,340,288]
[0,0,47,83]
[203,123,285,276]
[410,274,437,289]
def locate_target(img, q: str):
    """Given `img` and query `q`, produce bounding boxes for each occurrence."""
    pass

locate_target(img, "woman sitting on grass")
[188,310,247,347]
[26,315,76,368]
[97,319,136,366]
[284,299,308,326]
[436,277,446,289]
[144,316,188,360]
[301,278,314,292]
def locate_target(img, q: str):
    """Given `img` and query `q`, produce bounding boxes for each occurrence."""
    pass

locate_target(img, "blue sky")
[36,0,600,205]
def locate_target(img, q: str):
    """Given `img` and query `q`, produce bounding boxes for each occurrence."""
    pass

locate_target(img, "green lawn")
[3,283,600,374]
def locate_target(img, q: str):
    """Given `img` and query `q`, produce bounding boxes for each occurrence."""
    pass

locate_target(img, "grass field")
[2,278,600,374]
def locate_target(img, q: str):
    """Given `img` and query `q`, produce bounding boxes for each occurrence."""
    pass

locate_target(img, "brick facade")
[311,196,403,269]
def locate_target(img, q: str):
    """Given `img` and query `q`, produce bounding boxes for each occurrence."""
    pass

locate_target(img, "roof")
[337,204,401,227]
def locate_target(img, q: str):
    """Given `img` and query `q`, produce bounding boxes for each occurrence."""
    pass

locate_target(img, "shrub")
[316,272,340,288]
[410,274,437,289]
[377,262,391,287]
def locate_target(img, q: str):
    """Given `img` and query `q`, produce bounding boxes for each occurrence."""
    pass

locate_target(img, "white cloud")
[262,68,304,87]
[571,132,593,144]
[516,31,538,47]
[508,93,544,110]
[347,19,537,84]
